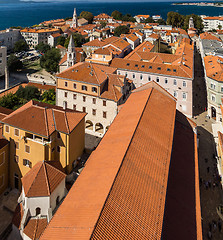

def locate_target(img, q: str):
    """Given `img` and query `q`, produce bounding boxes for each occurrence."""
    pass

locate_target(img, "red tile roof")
[24,218,48,240]
[1,100,86,137]
[22,161,66,197]
[40,85,178,239]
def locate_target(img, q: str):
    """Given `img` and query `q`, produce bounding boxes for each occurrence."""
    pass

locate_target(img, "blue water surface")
[0,1,223,30]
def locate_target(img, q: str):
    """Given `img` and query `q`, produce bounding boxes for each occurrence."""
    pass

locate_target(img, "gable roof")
[22,161,66,197]
[57,62,116,85]
[24,218,48,240]
[1,100,86,137]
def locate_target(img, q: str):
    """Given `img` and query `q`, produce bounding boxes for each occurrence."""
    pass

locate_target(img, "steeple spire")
[67,34,76,68]
[71,8,78,28]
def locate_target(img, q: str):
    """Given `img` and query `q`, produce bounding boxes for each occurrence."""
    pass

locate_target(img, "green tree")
[56,36,66,47]
[100,21,107,29]
[122,14,136,23]
[16,85,41,101]
[144,17,155,23]
[14,40,29,52]
[40,48,61,73]
[35,42,51,53]
[183,14,204,33]
[166,11,185,28]
[111,10,122,20]
[0,93,20,110]
[157,19,166,25]
[64,33,86,48]
[64,17,72,21]
[79,11,94,24]
[7,54,23,72]
[41,88,56,105]
[114,25,130,37]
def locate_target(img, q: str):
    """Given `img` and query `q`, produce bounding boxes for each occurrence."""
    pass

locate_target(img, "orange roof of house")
[56,44,66,50]
[1,100,86,137]
[121,33,139,42]
[94,13,111,19]
[135,15,150,18]
[57,62,116,85]
[200,32,221,41]
[22,161,66,197]
[24,218,48,240]
[51,33,61,38]
[93,47,111,55]
[40,83,202,240]
[21,28,59,34]
[204,55,223,82]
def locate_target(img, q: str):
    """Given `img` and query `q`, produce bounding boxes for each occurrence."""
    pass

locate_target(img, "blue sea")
[0,1,223,30]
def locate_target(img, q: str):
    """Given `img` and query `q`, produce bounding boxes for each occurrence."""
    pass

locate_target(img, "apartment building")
[0,28,21,51]
[203,55,223,122]
[93,13,114,24]
[0,100,86,190]
[111,38,194,117]
[0,46,7,77]
[56,62,133,137]
[20,28,60,48]
[202,16,223,31]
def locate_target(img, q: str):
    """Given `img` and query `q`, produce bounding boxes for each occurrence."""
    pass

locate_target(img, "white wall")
[50,179,66,212]
[25,196,50,217]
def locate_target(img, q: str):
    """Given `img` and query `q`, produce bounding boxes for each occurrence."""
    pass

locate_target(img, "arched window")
[36,207,41,216]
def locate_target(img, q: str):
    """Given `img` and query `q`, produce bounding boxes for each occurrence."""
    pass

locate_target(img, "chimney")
[5,66,9,90]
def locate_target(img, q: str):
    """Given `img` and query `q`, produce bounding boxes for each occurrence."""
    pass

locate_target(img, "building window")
[57,132,61,139]
[65,81,68,87]
[5,125,9,133]
[148,76,151,81]
[173,90,177,98]
[25,145,30,153]
[14,155,19,163]
[14,128,19,137]
[64,92,68,98]
[133,74,135,79]
[73,83,77,89]
[83,107,86,113]
[92,87,97,93]
[103,100,106,106]
[83,96,86,102]
[73,104,76,110]
[221,86,223,92]
[140,74,143,80]
[211,95,216,102]
[93,98,96,104]
[182,92,187,100]
[156,77,159,83]
[103,111,107,118]
[173,79,177,85]
[165,78,168,84]
[73,94,77,100]
[125,72,128,77]
[57,146,60,153]
[183,81,186,87]
[23,159,31,168]
[15,142,19,150]
[82,85,87,91]
[92,109,96,116]
[63,101,67,109]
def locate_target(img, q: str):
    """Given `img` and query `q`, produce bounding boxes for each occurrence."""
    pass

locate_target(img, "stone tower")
[5,66,9,90]
[67,34,76,68]
[71,8,78,28]
[189,17,194,29]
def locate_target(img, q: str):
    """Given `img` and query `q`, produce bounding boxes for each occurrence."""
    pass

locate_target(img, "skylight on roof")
[157,67,161,70]
[149,66,152,69]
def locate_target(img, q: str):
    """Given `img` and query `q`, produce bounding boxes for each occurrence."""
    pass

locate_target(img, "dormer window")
[82,85,87,91]
[92,87,97,93]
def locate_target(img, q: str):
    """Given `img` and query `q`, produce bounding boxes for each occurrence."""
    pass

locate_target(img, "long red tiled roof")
[40,85,177,239]
[1,100,86,137]
[22,161,66,197]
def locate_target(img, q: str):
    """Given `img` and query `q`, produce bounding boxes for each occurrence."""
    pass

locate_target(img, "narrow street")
[193,46,223,240]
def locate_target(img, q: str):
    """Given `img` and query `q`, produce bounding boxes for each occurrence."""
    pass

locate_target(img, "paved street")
[193,46,223,240]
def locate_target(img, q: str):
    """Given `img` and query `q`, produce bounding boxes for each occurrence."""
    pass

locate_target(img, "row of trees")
[166,12,203,33]
[0,86,56,110]
[111,10,136,23]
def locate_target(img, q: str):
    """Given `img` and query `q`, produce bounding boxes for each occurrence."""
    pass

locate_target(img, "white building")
[202,16,223,31]
[0,28,21,51]
[56,62,133,137]
[0,46,7,77]
[12,161,66,240]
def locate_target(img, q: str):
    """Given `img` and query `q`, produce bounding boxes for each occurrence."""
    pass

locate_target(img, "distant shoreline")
[172,2,223,8]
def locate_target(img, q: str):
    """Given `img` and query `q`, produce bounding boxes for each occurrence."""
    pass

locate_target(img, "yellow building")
[1,100,86,190]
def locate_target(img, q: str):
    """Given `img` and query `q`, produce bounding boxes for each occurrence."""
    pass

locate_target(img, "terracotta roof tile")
[22,161,66,197]
[24,218,48,240]
[204,55,223,82]
[1,100,86,137]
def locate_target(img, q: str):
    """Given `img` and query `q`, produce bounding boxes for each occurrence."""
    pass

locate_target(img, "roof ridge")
[43,162,51,196]
[91,64,103,85]
[52,109,57,131]
[45,161,66,176]
[33,218,39,240]
[44,108,50,137]
[64,111,70,133]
